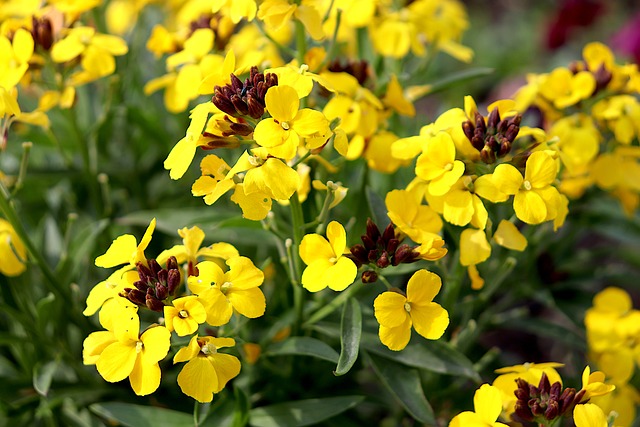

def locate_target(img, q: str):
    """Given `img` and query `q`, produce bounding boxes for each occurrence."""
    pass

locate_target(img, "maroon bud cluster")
[121,256,181,312]
[200,116,253,147]
[347,218,422,283]
[212,67,278,119]
[328,59,370,86]
[513,372,585,423]
[462,108,521,164]
[30,16,54,51]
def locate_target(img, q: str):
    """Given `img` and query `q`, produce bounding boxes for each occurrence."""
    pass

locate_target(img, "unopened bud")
[361,270,378,283]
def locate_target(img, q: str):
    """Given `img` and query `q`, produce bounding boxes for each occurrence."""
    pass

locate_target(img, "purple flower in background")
[546,0,604,49]
[611,12,640,64]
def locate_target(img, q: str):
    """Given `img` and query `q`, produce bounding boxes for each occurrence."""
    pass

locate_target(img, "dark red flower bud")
[361,270,378,283]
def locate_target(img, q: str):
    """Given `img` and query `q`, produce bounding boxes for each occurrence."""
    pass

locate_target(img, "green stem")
[0,183,66,300]
[289,192,305,332]
[193,400,200,427]
[11,141,32,195]
[314,183,336,235]
[303,280,362,327]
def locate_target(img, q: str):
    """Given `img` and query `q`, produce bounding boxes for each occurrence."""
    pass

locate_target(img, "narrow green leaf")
[365,186,389,227]
[35,293,56,334]
[90,402,193,427]
[501,318,586,351]
[312,323,480,381]
[418,67,494,96]
[33,360,58,397]
[248,395,364,427]
[264,337,339,364]
[365,352,435,424]
[334,298,362,376]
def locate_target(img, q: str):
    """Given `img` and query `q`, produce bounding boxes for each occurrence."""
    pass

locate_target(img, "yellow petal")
[200,287,233,326]
[174,336,201,364]
[493,220,527,251]
[230,184,272,220]
[524,151,556,189]
[129,357,161,396]
[299,234,334,265]
[573,403,608,427]
[140,326,171,365]
[301,259,333,292]
[208,353,241,392]
[244,158,300,200]
[228,287,266,318]
[514,190,547,224]
[473,384,503,424]
[295,5,324,40]
[492,164,522,195]
[265,85,299,122]
[410,302,448,340]
[95,234,137,268]
[374,291,408,328]
[178,357,218,402]
[406,270,442,304]
[12,28,34,64]
[323,257,357,291]
[226,256,264,289]
[83,331,116,365]
[378,317,412,351]
[459,228,491,266]
[96,342,136,382]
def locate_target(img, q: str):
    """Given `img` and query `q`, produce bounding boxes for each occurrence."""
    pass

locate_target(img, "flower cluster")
[83,220,265,402]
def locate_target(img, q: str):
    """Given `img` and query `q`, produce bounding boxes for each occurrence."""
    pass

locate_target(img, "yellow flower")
[449,384,509,427]
[550,114,600,172]
[0,218,26,276]
[373,269,449,351]
[415,132,465,196]
[299,221,357,292]
[573,404,608,427]
[254,85,331,160]
[188,258,265,326]
[91,313,171,396]
[425,175,488,229]
[156,225,239,275]
[490,151,561,224]
[164,296,207,336]
[212,0,257,23]
[258,0,325,41]
[51,26,128,85]
[0,28,33,89]
[95,218,156,270]
[385,188,443,244]
[580,366,615,401]
[174,336,241,402]
[83,269,138,320]
[538,67,596,109]
[364,131,409,174]
[383,74,415,117]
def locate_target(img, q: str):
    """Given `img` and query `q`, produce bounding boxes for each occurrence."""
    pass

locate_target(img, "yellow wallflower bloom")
[258,0,325,41]
[164,296,207,336]
[188,258,265,326]
[0,218,26,276]
[374,269,449,351]
[174,336,241,402]
[156,225,239,274]
[383,74,415,117]
[91,313,171,396]
[95,218,156,270]
[592,95,640,145]
[364,130,409,174]
[581,366,616,401]
[299,221,357,292]
[51,26,128,85]
[415,132,465,196]
[550,114,600,172]
[385,188,443,244]
[267,63,332,99]
[254,85,331,160]
[538,67,596,109]
[489,151,561,224]
[83,269,138,321]
[0,28,33,89]
[449,384,508,427]
[424,175,488,229]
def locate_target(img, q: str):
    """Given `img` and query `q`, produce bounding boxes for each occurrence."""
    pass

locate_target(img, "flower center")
[281,121,290,130]
[178,309,189,318]
[135,341,143,353]
[201,342,217,355]
[444,162,453,171]
[404,302,411,313]
[523,180,532,191]
[220,281,233,294]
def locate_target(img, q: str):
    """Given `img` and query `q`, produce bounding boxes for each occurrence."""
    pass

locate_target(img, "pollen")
[404,302,411,313]
[178,309,189,318]
[444,163,453,171]
[281,121,290,130]
[523,180,532,190]
[201,342,217,355]
[135,341,143,353]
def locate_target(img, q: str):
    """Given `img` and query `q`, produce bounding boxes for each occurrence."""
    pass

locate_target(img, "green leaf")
[334,298,362,376]
[312,323,480,381]
[365,186,389,227]
[365,352,435,424]
[417,67,494,97]
[35,293,56,335]
[501,318,586,351]
[248,396,364,427]
[90,402,193,427]
[117,208,238,234]
[264,337,339,364]
[33,360,58,397]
